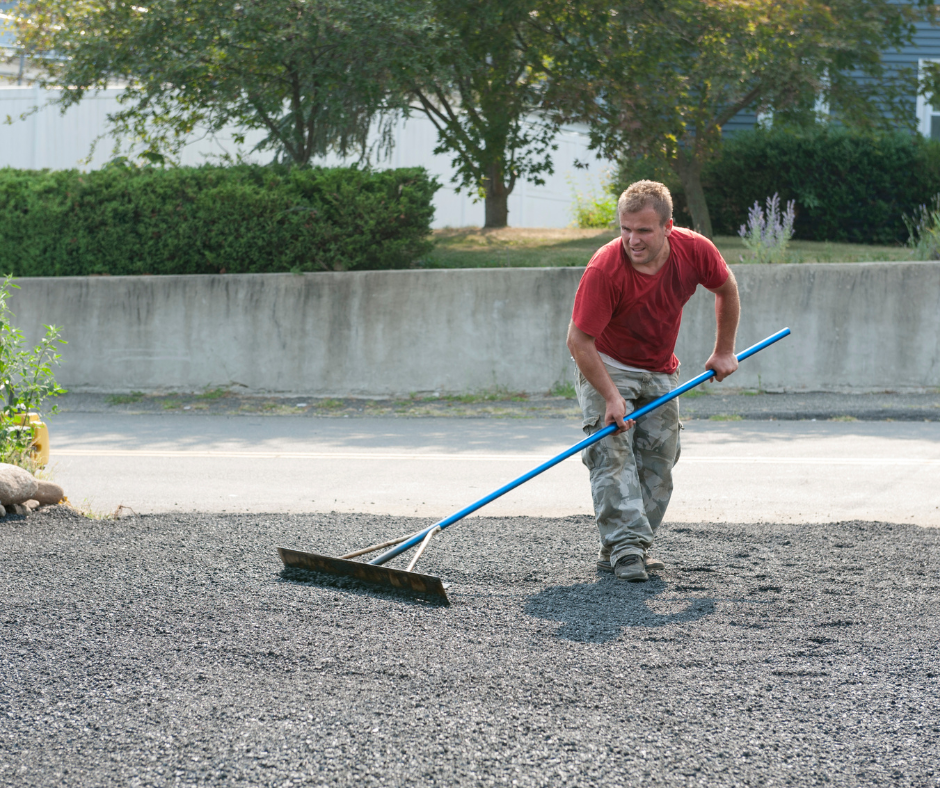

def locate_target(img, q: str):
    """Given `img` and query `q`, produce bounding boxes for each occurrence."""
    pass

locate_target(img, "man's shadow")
[524,575,715,643]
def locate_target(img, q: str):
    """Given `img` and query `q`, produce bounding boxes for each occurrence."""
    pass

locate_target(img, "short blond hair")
[617,180,673,225]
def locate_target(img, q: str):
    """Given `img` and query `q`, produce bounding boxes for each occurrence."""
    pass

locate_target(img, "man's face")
[619,208,673,267]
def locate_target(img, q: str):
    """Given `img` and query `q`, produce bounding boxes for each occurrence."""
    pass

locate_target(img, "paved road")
[45,414,940,526]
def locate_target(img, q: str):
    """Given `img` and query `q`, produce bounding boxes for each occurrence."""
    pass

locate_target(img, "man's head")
[617,180,674,268]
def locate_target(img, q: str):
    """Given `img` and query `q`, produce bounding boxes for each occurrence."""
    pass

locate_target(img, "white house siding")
[0,85,606,228]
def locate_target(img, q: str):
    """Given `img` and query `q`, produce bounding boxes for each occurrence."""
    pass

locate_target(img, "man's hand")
[605,395,636,434]
[567,321,635,434]
[705,350,738,382]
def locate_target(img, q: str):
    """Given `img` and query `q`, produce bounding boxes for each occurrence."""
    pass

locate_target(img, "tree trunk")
[483,162,510,228]
[672,152,713,239]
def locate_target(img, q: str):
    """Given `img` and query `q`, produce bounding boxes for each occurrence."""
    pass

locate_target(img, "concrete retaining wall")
[10,262,940,395]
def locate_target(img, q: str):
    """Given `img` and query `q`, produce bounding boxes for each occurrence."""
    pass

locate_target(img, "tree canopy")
[11,0,940,232]
[13,0,427,164]
[538,0,936,237]
[406,0,557,227]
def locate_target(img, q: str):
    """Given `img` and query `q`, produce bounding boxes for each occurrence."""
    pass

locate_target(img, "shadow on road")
[524,575,715,643]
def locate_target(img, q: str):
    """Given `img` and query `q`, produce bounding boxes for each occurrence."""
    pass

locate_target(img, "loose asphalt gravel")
[2,505,938,787]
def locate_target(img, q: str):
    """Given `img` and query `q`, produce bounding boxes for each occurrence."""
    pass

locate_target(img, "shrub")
[570,172,618,229]
[738,193,796,264]
[616,127,940,244]
[0,164,439,276]
[704,127,940,244]
[0,276,66,468]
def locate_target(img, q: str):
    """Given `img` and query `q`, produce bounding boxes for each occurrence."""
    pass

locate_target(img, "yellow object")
[10,412,50,466]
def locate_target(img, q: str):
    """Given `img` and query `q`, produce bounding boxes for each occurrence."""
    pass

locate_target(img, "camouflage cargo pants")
[576,364,681,568]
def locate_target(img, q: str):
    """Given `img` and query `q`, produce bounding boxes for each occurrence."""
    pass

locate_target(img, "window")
[917,59,940,138]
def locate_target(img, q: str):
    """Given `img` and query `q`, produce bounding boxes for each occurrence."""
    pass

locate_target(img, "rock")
[0,504,5,517]
[0,463,39,506]
[8,503,29,515]
[34,480,65,506]
[24,499,40,511]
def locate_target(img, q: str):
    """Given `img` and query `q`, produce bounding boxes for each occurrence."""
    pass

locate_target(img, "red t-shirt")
[571,227,729,374]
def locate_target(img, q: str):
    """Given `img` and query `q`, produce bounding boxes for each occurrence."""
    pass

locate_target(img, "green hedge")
[618,128,940,244]
[0,164,439,276]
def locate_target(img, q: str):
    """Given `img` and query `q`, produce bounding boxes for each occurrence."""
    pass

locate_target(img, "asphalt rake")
[277,328,792,603]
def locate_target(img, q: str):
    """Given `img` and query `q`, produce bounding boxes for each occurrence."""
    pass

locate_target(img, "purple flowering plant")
[738,193,796,264]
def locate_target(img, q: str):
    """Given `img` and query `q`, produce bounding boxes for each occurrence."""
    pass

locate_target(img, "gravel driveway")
[2,506,938,787]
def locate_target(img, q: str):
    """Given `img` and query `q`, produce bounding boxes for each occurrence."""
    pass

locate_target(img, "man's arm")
[704,269,740,381]
[566,321,634,433]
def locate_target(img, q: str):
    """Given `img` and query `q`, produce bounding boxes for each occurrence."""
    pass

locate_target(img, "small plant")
[569,171,619,229]
[549,380,577,399]
[196,386,229,401]
[738,193,796,264]
[0,277,67,467]
[106,391,145,405]
[902,194,940,260]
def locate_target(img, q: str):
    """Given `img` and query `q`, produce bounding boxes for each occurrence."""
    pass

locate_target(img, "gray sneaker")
[613,554,648,582]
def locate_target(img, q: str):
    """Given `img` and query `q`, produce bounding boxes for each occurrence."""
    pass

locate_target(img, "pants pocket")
[581,415,600,436]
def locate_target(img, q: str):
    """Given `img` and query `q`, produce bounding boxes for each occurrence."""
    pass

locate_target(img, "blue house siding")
[723,110,760,135]
[723,17,940,136]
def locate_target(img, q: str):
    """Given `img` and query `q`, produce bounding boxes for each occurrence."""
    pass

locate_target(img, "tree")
[407,0,557,228]
[538,0,934,237]
[12,0,426,165]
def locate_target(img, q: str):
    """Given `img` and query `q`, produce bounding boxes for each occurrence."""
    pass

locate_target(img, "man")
[566,180,740,582]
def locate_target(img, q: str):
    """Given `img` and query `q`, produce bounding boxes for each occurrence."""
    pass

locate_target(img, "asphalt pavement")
[42,411,940,526]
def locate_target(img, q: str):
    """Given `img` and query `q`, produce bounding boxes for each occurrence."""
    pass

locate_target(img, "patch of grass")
[106,391,145,405]
[318,398,345,410]
[709,414,744,421]
[71,502,138,520]
[716,235,912,264]
[829,415,859,422]
[437,393,480,403]
[414,388,529,404]
[196,387,229,401]
[161,399,182,410]
[427,227,614,268]
[425,227,913,269]
[682,387,709,399]
[549,380,577,399]
[0,447,44,474]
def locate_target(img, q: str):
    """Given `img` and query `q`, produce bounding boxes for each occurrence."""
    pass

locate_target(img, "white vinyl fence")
[0,85,606,228]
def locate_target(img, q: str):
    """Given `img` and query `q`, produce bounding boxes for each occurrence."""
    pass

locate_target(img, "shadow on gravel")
[277,566,448,607]
[524,575,715,643]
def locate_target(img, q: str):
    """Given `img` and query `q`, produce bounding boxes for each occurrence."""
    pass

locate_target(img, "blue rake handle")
[370,327,791,567]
